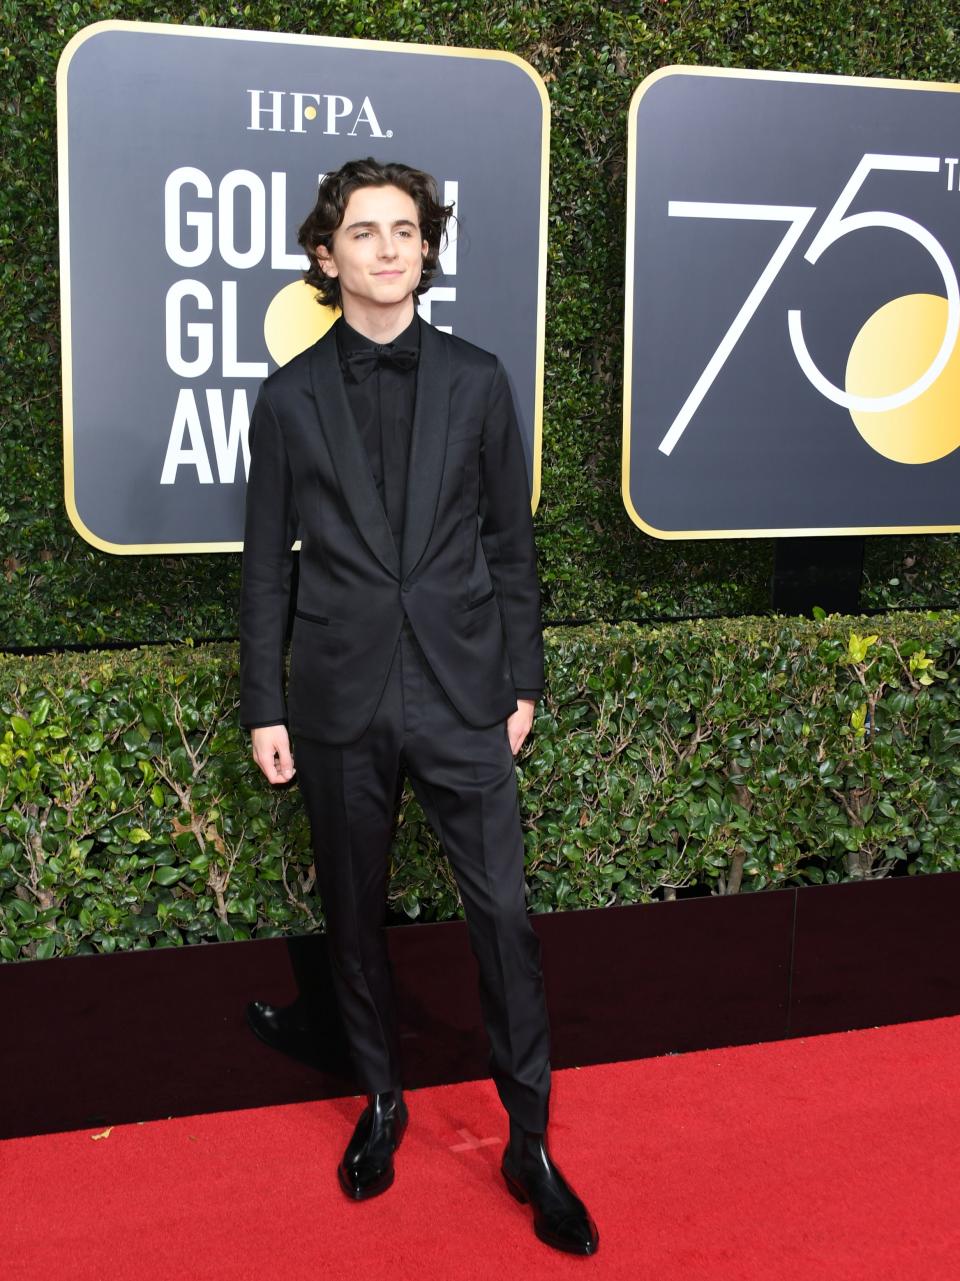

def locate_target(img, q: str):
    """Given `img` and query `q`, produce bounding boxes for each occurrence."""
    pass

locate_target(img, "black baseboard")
[2,872,958,1140]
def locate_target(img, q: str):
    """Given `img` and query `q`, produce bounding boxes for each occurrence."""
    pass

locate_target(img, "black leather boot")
[501,1122,599,1255]
[338,1090,408,1201]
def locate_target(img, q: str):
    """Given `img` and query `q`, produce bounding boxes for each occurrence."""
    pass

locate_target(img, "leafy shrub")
[3,611,960,961]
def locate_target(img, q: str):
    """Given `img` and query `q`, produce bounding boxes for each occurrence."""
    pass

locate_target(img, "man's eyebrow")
[343,218,420,231]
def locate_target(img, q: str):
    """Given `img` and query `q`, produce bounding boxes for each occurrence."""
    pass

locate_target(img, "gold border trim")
[57,20,550,554]
[622,63,960,541]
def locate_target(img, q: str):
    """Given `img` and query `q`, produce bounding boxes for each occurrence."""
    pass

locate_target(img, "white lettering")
[325,94,352,135]
[291,92,322,133]
[206,388,251,482]
[349,96,386,138]
[419,286,456,332]
[247,89,284,132]
[164,167,213,268]
[271,172,309,270]
[166,280,214,378]
[221,281,268,379]
[218,170,266,270]
[161,390,215,484]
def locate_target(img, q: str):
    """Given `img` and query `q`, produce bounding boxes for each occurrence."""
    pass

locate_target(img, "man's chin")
[368,288,415,308]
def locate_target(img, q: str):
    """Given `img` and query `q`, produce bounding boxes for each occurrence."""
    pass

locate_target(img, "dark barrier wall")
[5,1,960,647]
[5,870,960,1138]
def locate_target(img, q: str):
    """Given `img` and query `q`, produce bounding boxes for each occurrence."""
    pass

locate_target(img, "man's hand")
[251,724,296,785]
[506,699,535,757]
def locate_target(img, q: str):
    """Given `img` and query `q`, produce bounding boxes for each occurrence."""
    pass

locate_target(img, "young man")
[239,158,598,1256]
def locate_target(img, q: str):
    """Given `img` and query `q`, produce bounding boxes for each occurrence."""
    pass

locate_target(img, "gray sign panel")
[624,66,960,538]
[58,22,548,552]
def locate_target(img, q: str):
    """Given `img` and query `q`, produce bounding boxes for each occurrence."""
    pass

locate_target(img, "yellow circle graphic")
[263,280,339,367]
[845,292,960,465]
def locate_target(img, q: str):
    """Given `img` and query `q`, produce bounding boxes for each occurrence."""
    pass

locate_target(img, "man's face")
[316,184,429,311]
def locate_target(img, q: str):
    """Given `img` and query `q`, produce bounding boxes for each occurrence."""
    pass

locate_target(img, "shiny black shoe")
[338,1090,408,1201]
[245,999,317,1053]
[501,1125,599,1255]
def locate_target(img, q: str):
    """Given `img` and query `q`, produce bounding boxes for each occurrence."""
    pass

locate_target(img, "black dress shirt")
[245,311,540,725]
[337,311,419,553]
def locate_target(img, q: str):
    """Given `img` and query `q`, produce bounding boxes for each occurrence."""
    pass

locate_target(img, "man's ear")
[316,244,337,278]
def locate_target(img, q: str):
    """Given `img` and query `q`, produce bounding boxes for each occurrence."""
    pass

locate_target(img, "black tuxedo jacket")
[238,317,544,744]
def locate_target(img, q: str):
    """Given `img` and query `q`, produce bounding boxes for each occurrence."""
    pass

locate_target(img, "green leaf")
[30,697,51,726]
[35,935,57,961]
[140,703,164,732]
[154,865,186,886]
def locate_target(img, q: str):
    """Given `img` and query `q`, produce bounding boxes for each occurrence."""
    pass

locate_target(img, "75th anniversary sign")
[58,22,548,553]
[624,66,960,538]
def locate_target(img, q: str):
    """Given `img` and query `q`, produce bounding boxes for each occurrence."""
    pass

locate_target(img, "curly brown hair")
[297,158,454,309]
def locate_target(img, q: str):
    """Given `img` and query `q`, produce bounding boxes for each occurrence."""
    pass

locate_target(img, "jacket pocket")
[295,608,330,625]
[448,418,483,444]
[465,587,495,610]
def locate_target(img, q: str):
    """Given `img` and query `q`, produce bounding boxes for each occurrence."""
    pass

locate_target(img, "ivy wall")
[3,1,960,647]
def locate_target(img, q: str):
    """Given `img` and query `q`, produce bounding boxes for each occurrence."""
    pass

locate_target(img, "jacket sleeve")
[238,386,298,730]
[478,359,545,696]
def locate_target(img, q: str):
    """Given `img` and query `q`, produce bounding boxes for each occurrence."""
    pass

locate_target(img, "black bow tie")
[342,345,419,383]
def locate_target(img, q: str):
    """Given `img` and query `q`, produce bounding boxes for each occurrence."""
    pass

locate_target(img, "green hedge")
[3,1,960,646]
[4,611,960,962]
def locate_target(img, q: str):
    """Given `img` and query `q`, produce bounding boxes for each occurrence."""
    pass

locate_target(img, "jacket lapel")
[308,326,400,580]
[402,317,451,581]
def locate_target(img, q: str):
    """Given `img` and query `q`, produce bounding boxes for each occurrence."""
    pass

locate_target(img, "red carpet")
[5,1017,960,1280]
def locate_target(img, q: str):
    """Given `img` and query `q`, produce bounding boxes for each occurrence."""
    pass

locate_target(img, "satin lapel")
[402,318,451,581]
[308,326,400,580]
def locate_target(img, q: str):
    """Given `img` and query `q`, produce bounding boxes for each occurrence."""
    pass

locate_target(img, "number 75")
[658,154,959,456]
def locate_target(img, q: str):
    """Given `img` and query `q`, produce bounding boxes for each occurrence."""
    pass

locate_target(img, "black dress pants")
[292,620,551,1132]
